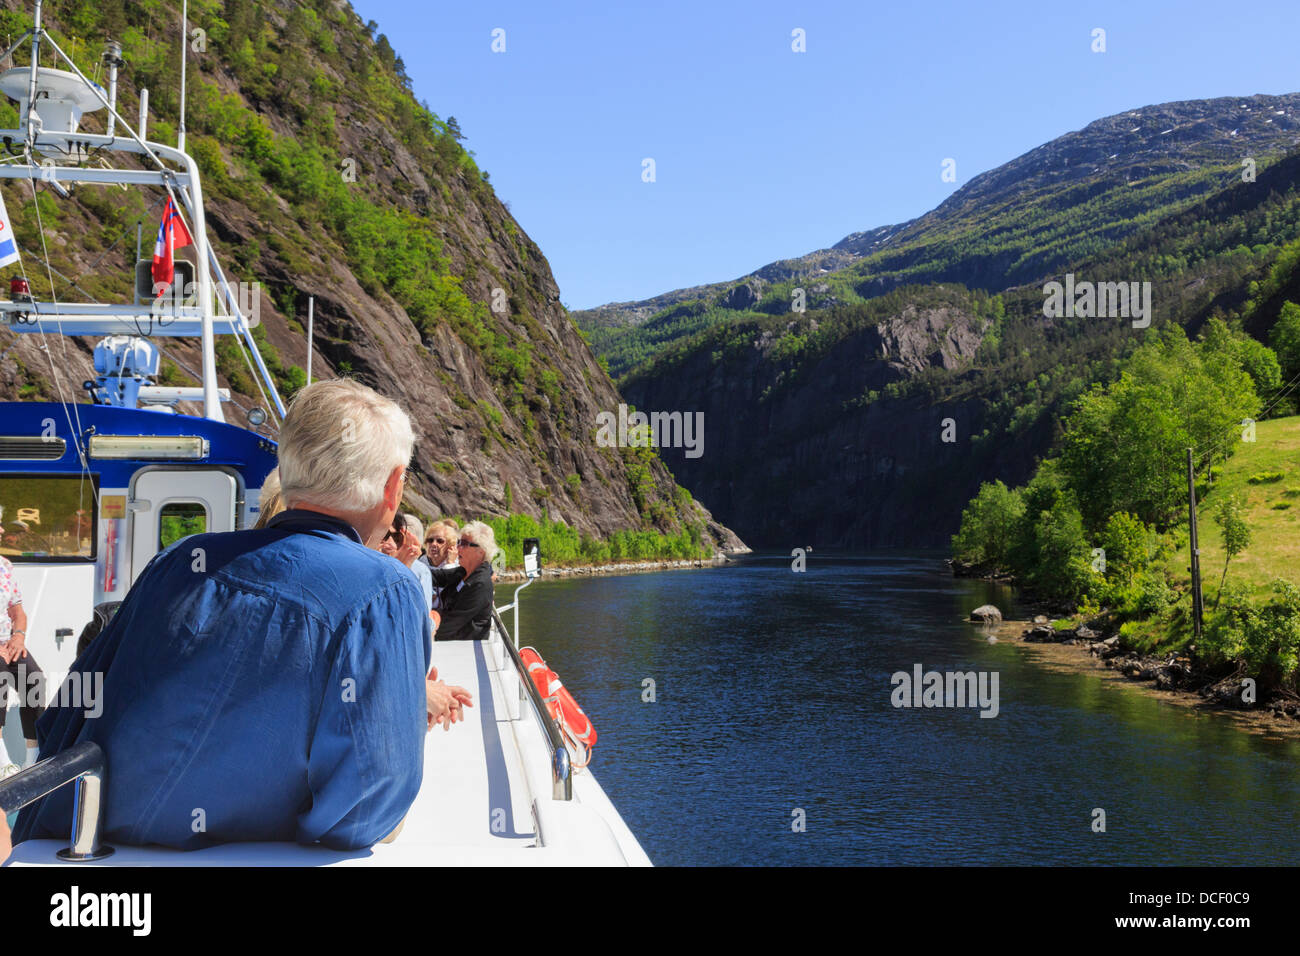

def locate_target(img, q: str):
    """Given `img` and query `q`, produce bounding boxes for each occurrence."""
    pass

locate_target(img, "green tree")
[1099,511,1150,586]
[951,480,1025,571]
[1026,496,1094,605]
[1212,494,1250,608]
[1059,369,1187,529]
[1059,328,1258,529]
[1269,301,1300,381]
[1200,317,1282,408]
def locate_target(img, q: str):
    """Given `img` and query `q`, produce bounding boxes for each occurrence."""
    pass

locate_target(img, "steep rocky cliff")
[0,0,745,553]
[621,292,1039,547]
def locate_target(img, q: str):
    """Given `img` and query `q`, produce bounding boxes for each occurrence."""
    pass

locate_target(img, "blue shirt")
[15,509,431,851]
[410,557,434,611]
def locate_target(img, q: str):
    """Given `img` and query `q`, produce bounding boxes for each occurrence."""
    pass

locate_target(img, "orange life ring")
[520,646,597,766]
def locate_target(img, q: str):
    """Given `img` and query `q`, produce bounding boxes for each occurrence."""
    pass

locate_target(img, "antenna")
[102,40,122,138]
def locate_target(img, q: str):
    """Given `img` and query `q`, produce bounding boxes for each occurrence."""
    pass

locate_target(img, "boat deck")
[6,627,650,867]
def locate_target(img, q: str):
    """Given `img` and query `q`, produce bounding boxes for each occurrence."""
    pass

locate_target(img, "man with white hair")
[16,380,465,851]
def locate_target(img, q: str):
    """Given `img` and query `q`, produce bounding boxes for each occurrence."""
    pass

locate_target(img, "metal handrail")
[0,741,115,860]
[491,606,572,800]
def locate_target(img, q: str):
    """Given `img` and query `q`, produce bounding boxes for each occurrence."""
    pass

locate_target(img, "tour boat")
[0,1,650,867]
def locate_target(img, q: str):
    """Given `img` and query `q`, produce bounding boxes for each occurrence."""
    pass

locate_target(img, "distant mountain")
[578,93,1300,380]
[609,107,1300,548]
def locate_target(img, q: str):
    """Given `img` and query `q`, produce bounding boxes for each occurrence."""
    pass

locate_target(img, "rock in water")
[971,604,1002,625]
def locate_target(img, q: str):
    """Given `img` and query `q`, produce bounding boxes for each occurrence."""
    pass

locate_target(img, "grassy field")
[1114,415,1300,655]
[1176,415,1300,604]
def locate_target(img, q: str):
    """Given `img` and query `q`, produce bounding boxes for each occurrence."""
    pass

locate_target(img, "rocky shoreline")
[969,605,1300,737]
[494,552,741,582]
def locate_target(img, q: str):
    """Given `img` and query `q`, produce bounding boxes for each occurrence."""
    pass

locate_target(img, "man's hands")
[0,812,10,864]
[425,666,473,732]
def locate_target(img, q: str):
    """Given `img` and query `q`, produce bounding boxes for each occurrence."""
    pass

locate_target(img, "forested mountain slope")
[620,144,1300,547]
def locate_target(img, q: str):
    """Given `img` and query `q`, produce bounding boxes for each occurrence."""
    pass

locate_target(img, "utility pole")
[1187,448,1204,641]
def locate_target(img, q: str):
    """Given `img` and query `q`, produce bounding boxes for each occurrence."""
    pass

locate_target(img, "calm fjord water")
[523,552,1300,866]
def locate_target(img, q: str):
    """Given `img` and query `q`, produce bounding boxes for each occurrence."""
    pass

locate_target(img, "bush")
[1134,571,1172,616]
[1203,580,1300,688]
[1247,471,1284,484]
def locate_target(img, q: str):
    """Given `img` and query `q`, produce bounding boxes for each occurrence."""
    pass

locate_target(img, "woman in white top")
[0,519,42,779]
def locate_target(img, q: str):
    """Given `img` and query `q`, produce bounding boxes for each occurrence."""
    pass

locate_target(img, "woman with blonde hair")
[419,518,458,612]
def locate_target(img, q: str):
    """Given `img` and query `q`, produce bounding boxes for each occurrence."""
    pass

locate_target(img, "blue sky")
[351,0,1300,310]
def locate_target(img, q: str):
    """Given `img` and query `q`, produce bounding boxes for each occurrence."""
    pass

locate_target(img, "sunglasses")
[425,536,447,545]
[384,527,405,544]
[457,538,480,549]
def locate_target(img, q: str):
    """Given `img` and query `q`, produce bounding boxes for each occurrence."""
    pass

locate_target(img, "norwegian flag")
[151,196,193,295]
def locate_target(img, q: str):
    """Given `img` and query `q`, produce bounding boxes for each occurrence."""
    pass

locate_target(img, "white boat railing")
[490,603,572,801]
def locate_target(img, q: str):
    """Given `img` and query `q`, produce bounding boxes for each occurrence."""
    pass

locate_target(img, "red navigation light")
[10,277,31,298]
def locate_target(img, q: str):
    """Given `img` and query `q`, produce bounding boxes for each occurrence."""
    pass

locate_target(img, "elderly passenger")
[430,520,497,641]
[15,379,464,851]
[420,520,459,612]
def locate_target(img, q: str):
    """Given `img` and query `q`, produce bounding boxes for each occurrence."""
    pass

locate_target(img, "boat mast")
[306,296,313,385]
[25,0,39,144]
[191,162,219,418]
[177,0,187,153]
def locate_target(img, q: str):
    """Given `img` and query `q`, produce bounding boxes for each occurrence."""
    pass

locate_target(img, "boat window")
[0,474,97,561]
[159,502,208,549]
